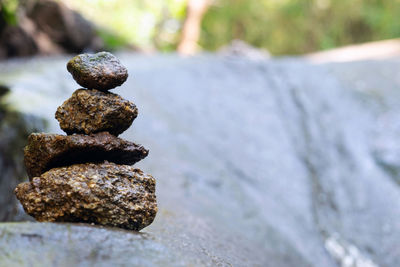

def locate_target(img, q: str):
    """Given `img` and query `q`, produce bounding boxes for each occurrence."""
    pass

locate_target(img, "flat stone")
[24,132,148,179]
[67,52,128,90]
[55,89,137,135]
[0,222,266,267]
[15,162,157,231]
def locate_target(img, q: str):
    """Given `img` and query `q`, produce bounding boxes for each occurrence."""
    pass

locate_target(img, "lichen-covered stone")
[55,89,137,135]
[24,132,148,179]
[15,162,157,231]
[67,52,128,90]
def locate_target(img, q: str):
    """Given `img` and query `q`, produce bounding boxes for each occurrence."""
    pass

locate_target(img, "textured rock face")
[6,55,400,266]
[0,222,267,267]
[24,132,148,179]
[55,89,137,135]
[15,162,157,231]
[67,52,128,90]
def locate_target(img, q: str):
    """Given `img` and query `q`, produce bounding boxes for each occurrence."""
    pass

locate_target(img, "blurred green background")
[2,0,400,55]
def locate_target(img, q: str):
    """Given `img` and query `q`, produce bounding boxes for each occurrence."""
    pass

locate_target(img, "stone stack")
[14,52,157,231]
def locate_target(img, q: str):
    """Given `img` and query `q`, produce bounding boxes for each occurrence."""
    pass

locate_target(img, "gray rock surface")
[0,54,400,266]
[0,222,264,267]
[0,85,44,222]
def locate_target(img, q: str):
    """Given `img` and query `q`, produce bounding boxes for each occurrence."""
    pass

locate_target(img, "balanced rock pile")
[14,52,157,231]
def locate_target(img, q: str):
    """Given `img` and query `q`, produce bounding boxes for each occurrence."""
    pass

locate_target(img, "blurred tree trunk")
[178,0,209,55]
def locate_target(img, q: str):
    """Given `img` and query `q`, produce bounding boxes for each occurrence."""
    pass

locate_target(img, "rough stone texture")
[55,89,137,135]
[3,55,400,266]
[15,162,157,231]
[67,52,128,90]
[24,132,148,179]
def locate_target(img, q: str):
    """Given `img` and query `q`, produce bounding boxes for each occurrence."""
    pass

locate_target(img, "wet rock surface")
[24,132,148,179]
[56,88,137,135]
[67,52,128,90]
[15,162,157,231]
[2,55,400,266]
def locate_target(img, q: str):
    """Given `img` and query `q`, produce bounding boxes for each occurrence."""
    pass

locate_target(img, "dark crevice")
[373,158,400,187]
[263,64,337,258]
[43,147,146,175]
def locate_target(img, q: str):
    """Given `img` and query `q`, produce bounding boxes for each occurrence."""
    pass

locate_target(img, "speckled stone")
[67,52,128,91]
[24,132,148,179]
[55,89,137,135]
[15,162,157,231]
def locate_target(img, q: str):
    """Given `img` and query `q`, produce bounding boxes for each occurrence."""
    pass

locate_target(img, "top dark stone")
[67,52,128,91]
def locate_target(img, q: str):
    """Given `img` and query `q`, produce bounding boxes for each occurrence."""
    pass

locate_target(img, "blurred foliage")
[0,0,20,25]
[65,0,187,51]
[67,0,400,55]
[201,0,400,55]
[95,28,131,51]
[2,0,400,55]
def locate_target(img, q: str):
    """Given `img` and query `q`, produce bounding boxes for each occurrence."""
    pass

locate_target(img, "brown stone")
[67,52,128,90]
[55,89,137,135]
[15,162,157,231]
[24,132,148,179]
[27,0,98,53]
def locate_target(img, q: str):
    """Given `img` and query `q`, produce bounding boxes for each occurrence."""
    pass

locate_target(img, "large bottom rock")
[15,162,157,231]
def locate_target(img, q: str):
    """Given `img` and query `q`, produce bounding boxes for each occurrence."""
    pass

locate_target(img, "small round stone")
[15,162,157,231]
[67,52,128,90]
[55,89,138,136]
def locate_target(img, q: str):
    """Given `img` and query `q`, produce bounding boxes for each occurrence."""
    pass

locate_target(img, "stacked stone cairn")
[14,52,157,231]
